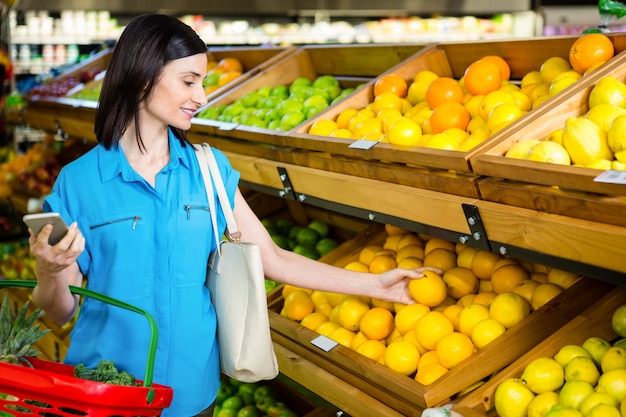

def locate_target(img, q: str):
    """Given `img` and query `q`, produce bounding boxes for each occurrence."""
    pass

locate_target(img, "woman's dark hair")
[95,14,208,150]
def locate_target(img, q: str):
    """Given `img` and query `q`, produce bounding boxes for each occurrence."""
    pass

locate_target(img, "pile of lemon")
[495,305,626,417]
[279,224,581,386]
[506,74,626,171]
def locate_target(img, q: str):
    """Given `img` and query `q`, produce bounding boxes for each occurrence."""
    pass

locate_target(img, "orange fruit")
[358,244,383,265]
[547,268,581,289]
[424,237,456,255]
[458,303,491,337]
[442,304,464,331]
[384,234,405,251]
[369,254,397,274]
[395,302,431,335]
[282,284,313,297]
[489,292,531,329]
[283,289,315,321]
[344,260,370,272]
[350,331,370,350]
[415,310,455,350]
[337,297,371,331]
[436,331,475,368]
[398,257,424,270]
[457,246,478,269]
[463,60,502,96]
[531,283,563,311]
[360,307,395,341]
[356,339,387,362]
[443,267,479,299]
[471,250,503,280]
[513,279,540,305]
[384,340,420,376]
[329,326,357,348]
[408,270,448,307]
[403,330,428,354]
[429,102,471,134]
[315,321,341,337]
[490,264,531,294]
[418,349,441,371]
[481,55,511,81]
[423,248,457,272]
[472,291,497,307]
[218,71,242,87]
[569,33,615,74]
[426,77,465,109]
[217,57,243,73]
[385,224,411,235]
[396,244,425,263]
[415,362,449,385]
[300,312,329,331]
[374,74,408,98]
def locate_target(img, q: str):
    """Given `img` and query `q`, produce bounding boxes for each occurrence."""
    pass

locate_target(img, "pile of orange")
[305,33,616,153]
[279,223,582,386]
[203,57,244,95]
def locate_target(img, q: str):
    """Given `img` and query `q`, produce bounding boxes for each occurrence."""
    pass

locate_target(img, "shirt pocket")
[175,201,213,287]
[83,208,153,301]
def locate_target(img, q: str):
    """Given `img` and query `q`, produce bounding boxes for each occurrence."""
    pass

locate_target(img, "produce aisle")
[1,30,626,417]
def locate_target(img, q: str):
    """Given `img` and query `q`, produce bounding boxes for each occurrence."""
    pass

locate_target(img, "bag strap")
[194,144,221,251]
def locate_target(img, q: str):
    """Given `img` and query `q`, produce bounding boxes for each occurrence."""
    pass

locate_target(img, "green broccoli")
[73,359,138,386]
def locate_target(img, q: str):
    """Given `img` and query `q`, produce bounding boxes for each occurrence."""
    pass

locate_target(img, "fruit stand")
[2,33,626,417]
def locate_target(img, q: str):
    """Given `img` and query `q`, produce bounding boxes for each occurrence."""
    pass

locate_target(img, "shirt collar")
[98,129,192,183]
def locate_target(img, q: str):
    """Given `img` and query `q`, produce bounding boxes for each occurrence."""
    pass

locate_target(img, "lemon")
[600,346,626,373]
[424,132,460,150]
[309,119,339,136]
[589,76,626,108]
[528,391,560,417]
[522,357,565,394]
[596,368,626,402]
[613,160,626,170]
[478,90,517,121]
[487,102,524,131]
[494,378,536,417]
[579,392,619,416]
[587,404,621,417]
[608,114,626,153]
[526,141,571,165]
[582,337,611,367]
[540,57,573,83]
[522,70,543,88]
[616,306,626,338]
[586,104,626,132]
[544,406,583,417]
[554,344,593,368]
[586,159,613,170]
[559,380,595,410]
[549,76,579,97]
[564,356,600,385]
[562,116,613,165]
[505,139,541,159]
[546,128,565,145]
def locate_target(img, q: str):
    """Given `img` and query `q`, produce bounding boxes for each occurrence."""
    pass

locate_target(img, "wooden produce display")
[190,43,431,142]
[453,283,626,416]
[266,223,616,416]
[469,49,626,227]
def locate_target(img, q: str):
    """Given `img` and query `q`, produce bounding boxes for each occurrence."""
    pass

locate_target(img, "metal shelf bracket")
[462,203,491,252]
[277,167,297,200]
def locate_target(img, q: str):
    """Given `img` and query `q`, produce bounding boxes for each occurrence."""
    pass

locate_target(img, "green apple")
[279,111,305,130]
[256,85,272,97]
[241,91,261,108]
[269,85,289,98]
[253,385,276,404]
[312,74,339,89]
[276,99,304,117]
[290,77,312,92]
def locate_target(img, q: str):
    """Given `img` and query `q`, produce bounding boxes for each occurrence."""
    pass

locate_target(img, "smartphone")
[23,212,70,245]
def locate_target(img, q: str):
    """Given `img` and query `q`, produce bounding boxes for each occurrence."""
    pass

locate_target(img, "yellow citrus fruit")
[283,289,315,321]
[597,368,626,402]
[402,329,428,354]
[513,279,540,305]
[471,250,503,280]
[549,75,579,97]
[494,378,537,417]
[383,340,420,376]
[547,268,581,289]
[471,317,506,348]
[386,117,422,146]
[490,264,531,294]
[424,237,456,255]
[397,233,424,249]
[423,132,460,150]
[531,283,564,311]
[478,90,517,121]
[528,391,561,417]
[369,255,397,274]
[408,270,448,307]
[565,356,600,385]
[398,257,424,270]
[326,292,348,308]
[489,292,531,329]
[407,70,440,105]
[359,307,395,341]
[554,344,593,368]
[435,331,475,368]
[329,326,357,348]
[582,336,611,367]
[358,244,383,265]
[309,119,339,136]
[559,380,595,410]
[415,310,455,351]
[473,291,498,307]
[540,56,573,83]
[385,224,411,235]
[587,404,621,417]
[300,312,329,331]
[478,279,493,294]
[443,267,479,299]
[282,284,313,297]
[442,304,464,331]
[458,303,491,337]
[580,392,619,416]
[608,114,626,153]
[356,339,387,362]
[586,103,626,132]
[457,293,477,307]
[344,260,370,272]
[383,233,405,251]
[417,349,441,370]
[521,357,566,394]
[456,247,478,269]
[487,102,524,131]
[415,362,449,386]
[315,302,333,317]
[563,116,613,166]
[336,297,371,332]
[527,141,572,165]
[589,76,626,108]
[505,139,541,159]
[601,346,626,373]
[394,302,430,335]
[350,331,369,350]
[422,248,457,273]
[315,321,341,337]
[612,305,626,338]
[396,244,425,263]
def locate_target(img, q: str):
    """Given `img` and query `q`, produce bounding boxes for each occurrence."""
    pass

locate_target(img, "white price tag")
[593,170,626,185]
[311,335,339,352]
[349,139,379,150]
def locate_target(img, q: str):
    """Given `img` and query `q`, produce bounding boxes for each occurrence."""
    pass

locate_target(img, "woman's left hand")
[376,267,442,304]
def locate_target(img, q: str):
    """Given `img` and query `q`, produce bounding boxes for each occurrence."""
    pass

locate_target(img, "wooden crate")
[453,284,626,417]
[190,43,432,143]
[267,227,616,415]
[291,34,626,174]
[468,48,626,226]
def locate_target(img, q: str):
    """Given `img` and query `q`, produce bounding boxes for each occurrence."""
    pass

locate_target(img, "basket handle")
[0,280,158,390]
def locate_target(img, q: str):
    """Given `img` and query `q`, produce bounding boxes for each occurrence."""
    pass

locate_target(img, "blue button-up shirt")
[43,131,240,416]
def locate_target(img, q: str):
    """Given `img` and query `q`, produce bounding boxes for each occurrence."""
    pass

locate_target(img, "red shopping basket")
[0,280,173,417]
